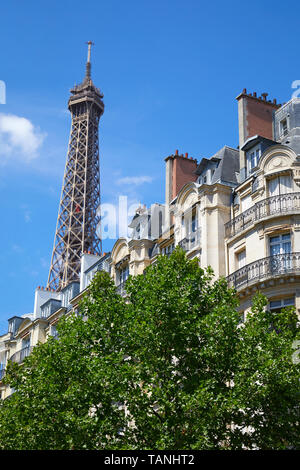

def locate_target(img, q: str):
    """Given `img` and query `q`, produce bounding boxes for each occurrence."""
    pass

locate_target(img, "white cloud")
[0,113,46,163]
[24,212,31,223]
[11,244,23,253]
[40,257,48,268]
[20,203,31,223]
[116,175,153,186]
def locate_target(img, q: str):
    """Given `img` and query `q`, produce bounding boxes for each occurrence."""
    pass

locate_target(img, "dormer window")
[8,320,15,334]
[249,149,260,170]
[246,146,261,174]
[280,118,288,136]
[62,287,72,308]
[135,223,140,240]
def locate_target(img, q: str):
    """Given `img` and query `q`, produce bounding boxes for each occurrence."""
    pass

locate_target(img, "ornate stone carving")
[265,155,289,173]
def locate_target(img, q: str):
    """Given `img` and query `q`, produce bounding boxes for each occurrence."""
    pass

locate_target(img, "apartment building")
[226,93,300,318]
[1,89,300,399]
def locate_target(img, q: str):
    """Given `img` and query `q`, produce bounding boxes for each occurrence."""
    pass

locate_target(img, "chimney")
[165,151,198,207]
[236,89,280,174]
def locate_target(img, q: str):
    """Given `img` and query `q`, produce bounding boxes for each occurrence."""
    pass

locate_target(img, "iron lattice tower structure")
[47,42,104,290]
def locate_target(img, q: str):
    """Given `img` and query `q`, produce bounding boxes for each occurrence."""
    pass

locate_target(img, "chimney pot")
[175,149,178,156]
[253,92,257,97]
[242,88,247,94]
[185,153,188,158]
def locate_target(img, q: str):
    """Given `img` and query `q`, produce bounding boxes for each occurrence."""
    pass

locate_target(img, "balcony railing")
[225,192,300,238]
[227,252,300,290]
[9,346,33,364]
[178,227,201,252]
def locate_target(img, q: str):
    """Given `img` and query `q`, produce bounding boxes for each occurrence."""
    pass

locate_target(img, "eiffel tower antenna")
[86,41,94,62]
[85,40,94,78]
[47,42,104,290]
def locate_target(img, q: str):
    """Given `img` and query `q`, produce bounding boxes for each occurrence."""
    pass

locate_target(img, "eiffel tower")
[47,42,104,290]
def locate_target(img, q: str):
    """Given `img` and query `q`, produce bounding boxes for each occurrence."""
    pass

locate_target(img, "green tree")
[0,248,299,449]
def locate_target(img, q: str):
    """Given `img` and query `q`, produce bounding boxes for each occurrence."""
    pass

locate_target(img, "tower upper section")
[47,42,104,291]
[68,41,104,117]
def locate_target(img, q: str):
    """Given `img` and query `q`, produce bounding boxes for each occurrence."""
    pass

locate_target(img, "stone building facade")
[1,90,300,400]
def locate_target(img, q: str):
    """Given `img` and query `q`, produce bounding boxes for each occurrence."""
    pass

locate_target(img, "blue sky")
[0,0,300,333]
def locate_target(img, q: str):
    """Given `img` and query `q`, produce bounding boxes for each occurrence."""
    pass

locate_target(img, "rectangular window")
[119,265,129,285]
[162,243,175,256]
[136,224,140,240]
[51,325,58,339]
[237,250,246,269]
[268,175,292,196]
[269,233,291,256]
[191,213,197,233]
[184,212,198,236]
[22,336,31,349]
[241,193,252,212]
[62,287,72,308]
[247,147,261,173]
[280,119,288,136]
[269,233,292,272]
[8,320,14,334]
[269,297,294,313]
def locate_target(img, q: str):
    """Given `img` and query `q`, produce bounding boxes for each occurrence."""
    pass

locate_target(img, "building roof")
[241,135,278,152]
[195,146,240,186]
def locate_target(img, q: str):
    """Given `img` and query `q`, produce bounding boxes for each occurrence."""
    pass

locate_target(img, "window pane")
[241,194,252,212]
[237,250,246,269]
[282,233,291,241]
[270,300,281,309]
[284,297,295,306]
[268,177,279,196]
[270,235,280,243]
[279,175,292,194]
[282,242,291,253]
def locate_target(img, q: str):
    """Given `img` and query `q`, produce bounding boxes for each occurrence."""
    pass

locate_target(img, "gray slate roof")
[195,146,240,187]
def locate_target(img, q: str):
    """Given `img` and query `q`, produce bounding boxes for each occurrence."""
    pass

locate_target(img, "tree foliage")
[0,249,299,449]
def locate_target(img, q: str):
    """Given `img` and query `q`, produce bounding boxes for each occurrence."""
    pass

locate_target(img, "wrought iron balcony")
[225,192,300,238]
[178,227,201,252]
[227,252,300,290]
[9,346,33,364]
